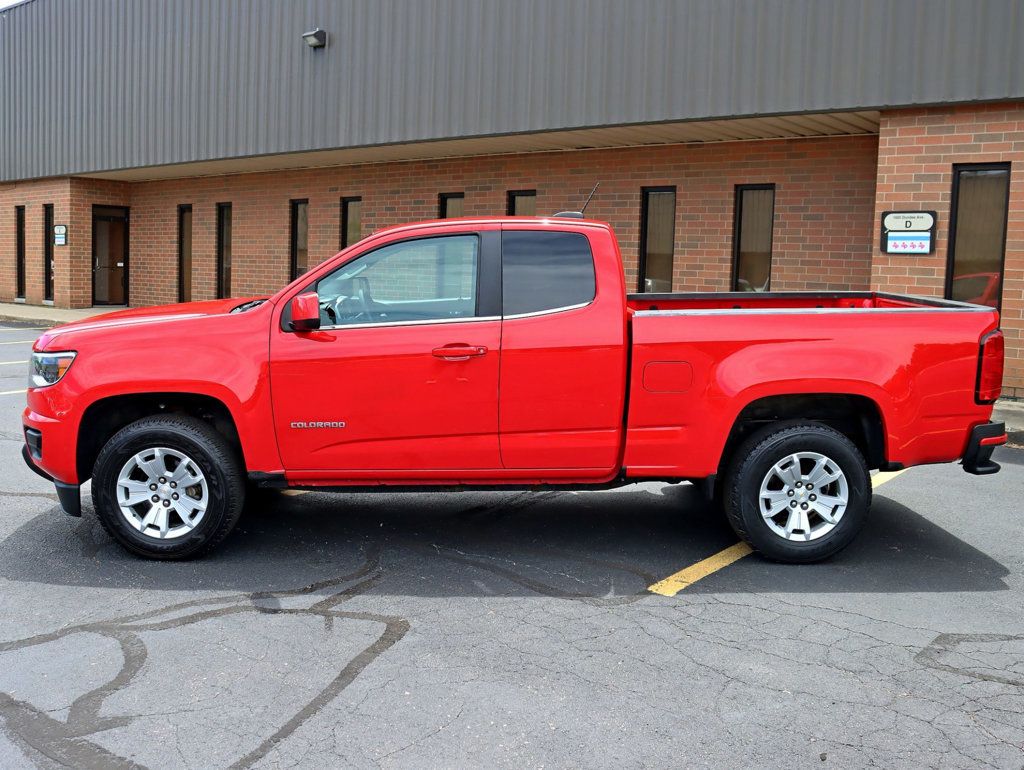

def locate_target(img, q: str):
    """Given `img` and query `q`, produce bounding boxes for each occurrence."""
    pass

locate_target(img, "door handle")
[432,344,487,361]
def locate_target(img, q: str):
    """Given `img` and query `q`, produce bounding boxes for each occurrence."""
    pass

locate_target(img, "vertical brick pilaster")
[871,103,1024,396]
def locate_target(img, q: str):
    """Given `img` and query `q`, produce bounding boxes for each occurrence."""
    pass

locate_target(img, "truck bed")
[626,291,988,313]
[622,290,999,480]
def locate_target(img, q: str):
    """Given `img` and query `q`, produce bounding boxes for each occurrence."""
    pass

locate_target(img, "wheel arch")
[717,393,889,478]
[76,392,244,482]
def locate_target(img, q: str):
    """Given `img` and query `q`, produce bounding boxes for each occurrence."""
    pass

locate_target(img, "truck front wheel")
[722,423,871,563]
[91,415,246,559]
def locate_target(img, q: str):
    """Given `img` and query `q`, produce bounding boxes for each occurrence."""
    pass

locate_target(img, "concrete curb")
[993,399,1024,447]
[0,307,103,328]
[1005,425,1024,447]
[0,314,68,328]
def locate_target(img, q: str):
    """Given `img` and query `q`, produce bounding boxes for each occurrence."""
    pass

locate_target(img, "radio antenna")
[580,182,600,215]
[552,182,602,219]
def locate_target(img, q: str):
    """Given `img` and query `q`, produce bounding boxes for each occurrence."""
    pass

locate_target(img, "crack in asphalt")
[916,633,1024,688]
[0,543,410,769]
[0,487,664,767]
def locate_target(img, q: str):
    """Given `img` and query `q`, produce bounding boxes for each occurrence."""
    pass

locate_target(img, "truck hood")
[35,298,267,349]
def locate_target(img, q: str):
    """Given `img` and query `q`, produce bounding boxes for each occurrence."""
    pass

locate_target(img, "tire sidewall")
[93,421,237,558]
[732,428,871,563]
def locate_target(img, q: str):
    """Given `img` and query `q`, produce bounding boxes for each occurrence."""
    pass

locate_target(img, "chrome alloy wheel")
[115,447,209,540]
[758,451,849,542]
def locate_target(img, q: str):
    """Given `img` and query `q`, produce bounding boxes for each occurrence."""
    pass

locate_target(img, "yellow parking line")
[0,389,26,396]
[871,468,908,486]
[0,361,27,365]
[0,340,35,345]
[647,468,910,596]
[648,542,753,596]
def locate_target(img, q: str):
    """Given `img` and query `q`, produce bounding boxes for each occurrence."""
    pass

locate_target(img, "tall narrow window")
[15,206,25,299]
[340,197,362,249]
[638,187,675,293]
[216,203,232,299]
[439,192,465,218]
[178,205,193,302]
[290,199,309,279]
[947,163,1011,310]
[733,184,776,292]
[506,190,537,216]
[43,204,54,301]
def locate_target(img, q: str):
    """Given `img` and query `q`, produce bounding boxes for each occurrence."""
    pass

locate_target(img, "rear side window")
[502,231,596,316]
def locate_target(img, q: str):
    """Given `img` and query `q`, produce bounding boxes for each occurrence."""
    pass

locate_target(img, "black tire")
[91,415,246,559]
[722,423,871,563]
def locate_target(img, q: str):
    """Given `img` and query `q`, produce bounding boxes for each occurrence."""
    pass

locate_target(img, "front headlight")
[29,351,76,388]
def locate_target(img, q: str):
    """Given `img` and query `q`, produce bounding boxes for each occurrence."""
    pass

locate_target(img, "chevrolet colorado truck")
[23,216,1007,562]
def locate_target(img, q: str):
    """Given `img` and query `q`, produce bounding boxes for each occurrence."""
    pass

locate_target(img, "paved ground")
[1,320,1022,768]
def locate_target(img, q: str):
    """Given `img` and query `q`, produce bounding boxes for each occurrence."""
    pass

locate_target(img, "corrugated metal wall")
[2,0,1022,182]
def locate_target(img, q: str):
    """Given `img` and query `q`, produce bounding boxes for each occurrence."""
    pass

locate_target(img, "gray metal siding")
[2,0,1022,182]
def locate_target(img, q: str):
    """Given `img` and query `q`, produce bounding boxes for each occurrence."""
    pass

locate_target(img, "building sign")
[881,211,936,254]
[53,224,67,246]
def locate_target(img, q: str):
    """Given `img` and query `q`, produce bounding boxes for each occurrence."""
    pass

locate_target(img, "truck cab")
[270,219,629,481]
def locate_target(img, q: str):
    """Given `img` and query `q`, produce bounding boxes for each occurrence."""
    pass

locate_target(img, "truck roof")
[364,216,614,240]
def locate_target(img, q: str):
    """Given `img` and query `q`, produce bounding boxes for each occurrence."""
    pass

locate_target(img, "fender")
[27,302,282,483]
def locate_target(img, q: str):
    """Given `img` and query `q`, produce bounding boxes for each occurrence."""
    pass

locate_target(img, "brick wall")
[0,178,69,305]
[2,135,877,310]
[0,178,132,308]
[872,103,1024,396]
[120,134,878,306]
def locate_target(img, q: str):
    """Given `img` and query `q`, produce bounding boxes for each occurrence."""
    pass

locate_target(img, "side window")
[502,231,596,316]
[316,235,479,327]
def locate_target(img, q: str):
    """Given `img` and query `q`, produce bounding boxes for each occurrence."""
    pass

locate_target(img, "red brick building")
[1,1,1022,396]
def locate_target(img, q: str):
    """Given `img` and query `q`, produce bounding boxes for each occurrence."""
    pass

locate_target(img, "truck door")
[270,230,502,473]
[498,227,628,472]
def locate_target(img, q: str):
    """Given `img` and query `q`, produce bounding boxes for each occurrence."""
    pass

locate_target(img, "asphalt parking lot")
[0,321,1022,769]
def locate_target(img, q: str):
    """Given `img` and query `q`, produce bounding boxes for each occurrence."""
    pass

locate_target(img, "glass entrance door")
[92,206,129,305]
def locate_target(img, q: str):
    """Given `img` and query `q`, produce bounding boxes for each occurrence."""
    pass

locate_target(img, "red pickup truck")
[23,216,1006,562]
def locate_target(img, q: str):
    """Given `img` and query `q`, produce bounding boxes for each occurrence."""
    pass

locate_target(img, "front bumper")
[961,421,1006,475]
[23,392,83,482]
[21,443,81,517]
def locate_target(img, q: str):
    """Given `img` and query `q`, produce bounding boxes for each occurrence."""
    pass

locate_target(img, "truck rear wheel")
[91,415,245,560]
[723,423,871,563]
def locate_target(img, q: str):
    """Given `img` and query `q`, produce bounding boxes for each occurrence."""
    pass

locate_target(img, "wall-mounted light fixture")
[302,28,327,49]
